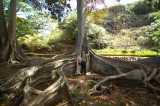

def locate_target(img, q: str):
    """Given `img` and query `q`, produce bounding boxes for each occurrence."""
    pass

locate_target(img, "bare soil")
[67,73,160,106]
[0,66,23,79]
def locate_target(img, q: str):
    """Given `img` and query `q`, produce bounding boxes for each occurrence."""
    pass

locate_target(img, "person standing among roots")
[76,53,82,75]
[81,51,88,76]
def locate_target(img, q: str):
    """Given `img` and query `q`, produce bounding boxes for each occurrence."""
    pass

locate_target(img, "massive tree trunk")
[0,0,9,62]
[71,0,87,54]
[0,0,26,65]
[7,0,26,63]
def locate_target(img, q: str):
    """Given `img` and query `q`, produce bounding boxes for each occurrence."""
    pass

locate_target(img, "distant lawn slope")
[92,48,159,56]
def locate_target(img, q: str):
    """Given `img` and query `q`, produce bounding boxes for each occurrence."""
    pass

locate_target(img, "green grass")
[92,48,159,56]
[71,88,79,98]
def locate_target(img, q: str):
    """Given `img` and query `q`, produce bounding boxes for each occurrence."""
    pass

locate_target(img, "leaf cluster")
[18,34,51,51]
[150,11,160,46]
[58,12,78,42]
[86,8,108,24]
[84,0,105,14]
[128,0,159,15]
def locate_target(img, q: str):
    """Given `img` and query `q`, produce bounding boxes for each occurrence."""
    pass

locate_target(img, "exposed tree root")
[0,49,160,105]
[89,74,126,96]
[0,54,76,105]
[27,71,71,106]
[89,49,160,96]
[147,68,159,81]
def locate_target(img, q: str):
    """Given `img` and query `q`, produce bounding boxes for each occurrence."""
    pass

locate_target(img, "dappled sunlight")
[28,71,34,76]
[27,66,38,76]
[54,60,64,68]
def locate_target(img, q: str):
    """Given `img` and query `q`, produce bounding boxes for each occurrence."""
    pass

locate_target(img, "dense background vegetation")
[12,0,160,56]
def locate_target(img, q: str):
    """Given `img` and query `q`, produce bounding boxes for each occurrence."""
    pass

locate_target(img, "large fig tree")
[0,0,160,105]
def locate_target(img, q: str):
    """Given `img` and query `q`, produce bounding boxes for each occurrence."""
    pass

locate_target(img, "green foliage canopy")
[16,10,56,37]
[128,0,159,15]
[58,12,78,42]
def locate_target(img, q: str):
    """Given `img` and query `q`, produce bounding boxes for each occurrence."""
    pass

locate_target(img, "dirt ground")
[67,73,160,106]
[0,66,160,106]
[0,66,23,79]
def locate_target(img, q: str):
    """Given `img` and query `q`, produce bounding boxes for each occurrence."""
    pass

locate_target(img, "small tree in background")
[151,11,160,47]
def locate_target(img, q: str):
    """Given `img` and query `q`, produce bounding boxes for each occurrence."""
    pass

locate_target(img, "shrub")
[111,35,133,46]
[86,23,107,40]
[150,11,160,47]
[55,42,64,50]
[120,29,128,35]
[128,0,153,15]
[18,34,51,51]
[137,35,149,46]
[18,35,40,51]
[58,13,77,43]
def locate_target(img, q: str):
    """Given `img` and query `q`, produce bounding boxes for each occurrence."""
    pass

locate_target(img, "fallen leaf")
[126,103,129,106]
[111,100,115,104]
[95,100,98,102]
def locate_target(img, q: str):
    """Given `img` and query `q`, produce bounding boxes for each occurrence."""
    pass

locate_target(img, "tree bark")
[0,0,9,62]
[89,49,160,95]
[71,0,87,54]
[0,56,73,105]
[7,0,26,63]
[0,0,26,64]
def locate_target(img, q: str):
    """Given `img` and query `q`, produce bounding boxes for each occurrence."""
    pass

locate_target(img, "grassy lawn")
[92,48,159,56]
